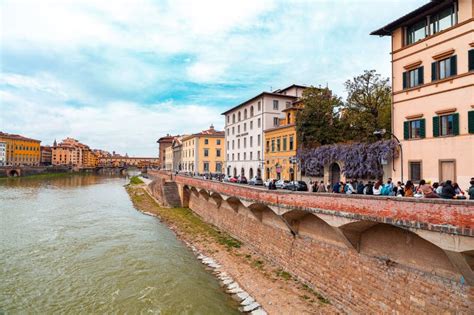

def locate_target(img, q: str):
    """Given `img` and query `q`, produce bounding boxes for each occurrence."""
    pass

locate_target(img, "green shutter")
[431,62,437,81]
[468,111,474,134]
[402,72,407,89]
[469,50,474,72]
[419,119,426,138]
[450,55,457,76]
[403,121,409,140]
[418,66,424,85]
[433,116,440,137]
[453,113,460,136]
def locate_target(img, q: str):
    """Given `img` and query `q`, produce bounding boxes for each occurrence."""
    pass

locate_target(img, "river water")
[0,174,239,314]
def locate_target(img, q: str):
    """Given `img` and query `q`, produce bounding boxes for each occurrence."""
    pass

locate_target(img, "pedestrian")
[332,181,341,193]
[364,181,374,195]
[404,180,414,197]
[317,181,327,193]
[417,179,439,198]
[345,180,355,194]
[356,180,365,194]
[396,181,404,196]
[453,183,466,199]
[373,180,382,195]
[468,180,474,200]
[440,180,456,199]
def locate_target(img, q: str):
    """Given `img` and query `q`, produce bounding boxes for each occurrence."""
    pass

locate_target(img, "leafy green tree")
[296,87,343,148]
[342,70,391,141]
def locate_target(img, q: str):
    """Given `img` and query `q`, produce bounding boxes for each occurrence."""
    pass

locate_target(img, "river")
[0,174,239,314]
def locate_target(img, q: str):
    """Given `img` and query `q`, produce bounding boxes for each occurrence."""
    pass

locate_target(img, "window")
[238,125,240,133]
[250,121,253,130]
[204,162,209,172]
[273,100,279,110]
[216,149,221,157]
[286,101,291,108]
[404,119,425,139]
[409,161,422,182]
[217,139,221,145]
[271,139,275,152]
[257,151,260,160]
[232,140,234,149]
[283,137,287,150]
[266,140,270,152]
[403,67,424,89]
[244,138,247,148]
[250,106,254,116]
[233,114,235,123]
[289,136,294,150]
[204,139,209,145]
[232,153,234,161]
[440,114,454,136]
[238,112,241,121]
[244,109,247,119]
[216,162,222,173]
[258,118,261,128]
[257,135,261,146]
[250,152,253,160]
[432,56,457,81]
[250,136,253,147]
[407,19,427,45]
[430,5,456,35]
[276,138,281,151]
[258,101,261,111]
[232,127,235,135]
[237,153,240,161]
[244,152,246,160]
[204,149,209,157]
[273,117,279,126]
[238,139,240,149]
[244,123,247,132]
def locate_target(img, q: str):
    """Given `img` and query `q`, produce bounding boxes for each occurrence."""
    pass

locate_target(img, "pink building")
[372,0,474,189]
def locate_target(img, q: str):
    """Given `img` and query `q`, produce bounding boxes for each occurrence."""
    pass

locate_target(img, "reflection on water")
[0,174,239,314]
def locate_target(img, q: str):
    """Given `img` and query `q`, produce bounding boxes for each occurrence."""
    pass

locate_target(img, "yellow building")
[0,131,41,166]
[182,125,225,174]
[164,145,174,171]
[264,105,300,180]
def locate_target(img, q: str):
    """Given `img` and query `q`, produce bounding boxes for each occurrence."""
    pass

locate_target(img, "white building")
[0,142,6,166]
[222,84,306,179]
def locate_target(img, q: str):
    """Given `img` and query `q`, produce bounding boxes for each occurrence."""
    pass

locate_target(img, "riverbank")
[126,183,337,314]
[0,171,74,181]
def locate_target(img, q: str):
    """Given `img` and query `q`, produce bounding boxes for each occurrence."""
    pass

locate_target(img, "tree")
[342,70,391,141]
[296,87,343,148]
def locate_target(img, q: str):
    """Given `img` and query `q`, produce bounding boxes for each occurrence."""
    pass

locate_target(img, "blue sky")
[0,0,427,156]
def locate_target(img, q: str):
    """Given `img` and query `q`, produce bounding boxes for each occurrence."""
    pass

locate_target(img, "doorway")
[329,163,341,186]
[439,160,456,183]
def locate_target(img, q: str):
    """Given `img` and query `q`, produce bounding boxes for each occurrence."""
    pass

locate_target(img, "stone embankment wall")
[148,171,474,313]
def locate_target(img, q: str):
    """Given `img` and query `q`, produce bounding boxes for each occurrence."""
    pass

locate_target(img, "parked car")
[237,176,248,184]
[223,175,232,182]
[248,176,264,186]
[264,179,273,188]
[286,181,309,191]
[229,176,238,183]
[275,180,290,189]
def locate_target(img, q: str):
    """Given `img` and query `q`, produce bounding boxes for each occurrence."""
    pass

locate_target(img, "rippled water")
[0,174,239,314]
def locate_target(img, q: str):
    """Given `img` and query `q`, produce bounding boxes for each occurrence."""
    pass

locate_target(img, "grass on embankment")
[126,185,241,250]
[128,176,144,185]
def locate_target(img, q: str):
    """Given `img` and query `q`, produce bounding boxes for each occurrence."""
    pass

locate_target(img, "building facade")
[181,125,225,174]
[0,142,6,166]
[172,136,186,172]
[0,132,41,166]
[264,105,300,180]
[40,146,52,166]
[372,0,474,188]
[222,85,306,179]
[52,138,98,168]
[157,135,175,170]
[164,145,174,171]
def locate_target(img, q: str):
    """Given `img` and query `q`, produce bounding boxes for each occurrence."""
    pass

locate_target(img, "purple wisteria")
[297,140,399,179]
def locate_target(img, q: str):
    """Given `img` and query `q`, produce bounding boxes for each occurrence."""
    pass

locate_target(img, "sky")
[0,0,427,156]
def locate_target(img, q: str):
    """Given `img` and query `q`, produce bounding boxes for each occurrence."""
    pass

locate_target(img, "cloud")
[0,0,428,155]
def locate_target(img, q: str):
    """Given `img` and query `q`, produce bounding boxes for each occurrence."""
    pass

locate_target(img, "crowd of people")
[310,177,474,200]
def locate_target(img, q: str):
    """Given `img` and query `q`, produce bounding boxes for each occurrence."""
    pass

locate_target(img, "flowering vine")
[297,140,399,179]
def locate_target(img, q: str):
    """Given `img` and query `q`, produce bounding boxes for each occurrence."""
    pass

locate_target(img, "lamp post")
[373,129,403,183]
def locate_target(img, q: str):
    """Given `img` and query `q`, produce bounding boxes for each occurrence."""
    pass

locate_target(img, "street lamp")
[373,129,403,183]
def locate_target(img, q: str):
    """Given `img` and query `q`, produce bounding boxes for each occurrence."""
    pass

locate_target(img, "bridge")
[148,170,474,313]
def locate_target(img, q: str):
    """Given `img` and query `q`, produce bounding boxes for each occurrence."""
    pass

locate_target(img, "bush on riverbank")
[129,176,144,185]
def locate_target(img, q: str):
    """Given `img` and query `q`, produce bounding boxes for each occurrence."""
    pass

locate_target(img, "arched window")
[232,114,236,123]
[244,109,247,119]
[250,106,254,117]
[238,112,241,121]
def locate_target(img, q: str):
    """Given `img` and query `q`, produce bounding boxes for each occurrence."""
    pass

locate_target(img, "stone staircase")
[163,181,182,207]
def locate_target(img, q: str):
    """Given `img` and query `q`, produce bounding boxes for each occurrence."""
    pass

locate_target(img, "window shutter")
[418,66,424,85]
[468,111,474,134]
[431,62,437,81]
[403,121,409,140]
[450,55,457,76]
[453,113,460,136]
[433,116,440,137]
[402,72,407,89]
[469,50,474,72]
[420,119,426,138]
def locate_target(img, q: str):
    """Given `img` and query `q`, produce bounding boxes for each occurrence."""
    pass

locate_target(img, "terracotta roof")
[157,135,178,143]
[182,127,224,141]
[371,0,451,36]
[0,131,41,142]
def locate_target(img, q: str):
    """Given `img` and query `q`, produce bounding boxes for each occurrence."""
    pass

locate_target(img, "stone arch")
[233,167,237,177]
[249,168,254,179]
[198,189,210,200]
[190,186,199,197]
[210,191,224,207]
[358,223,458,279]
[225,196,244,212]
[8,169,19,177]
[247,203,291,232]
[240,168,245,177]
[329,162,341,186]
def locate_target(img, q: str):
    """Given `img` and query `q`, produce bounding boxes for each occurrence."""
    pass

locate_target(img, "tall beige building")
[372,0,474,188]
